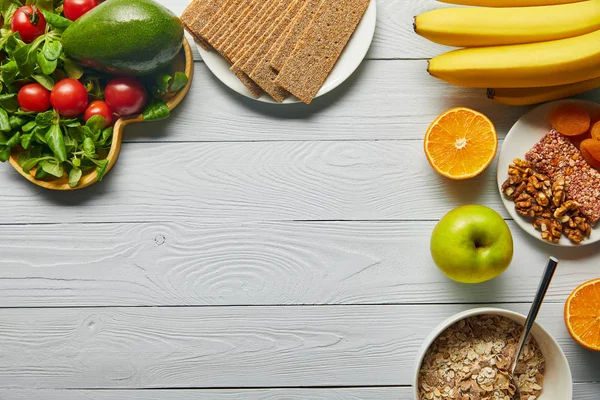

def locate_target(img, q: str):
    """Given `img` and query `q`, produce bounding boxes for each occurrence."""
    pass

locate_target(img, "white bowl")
[413,307,572,400]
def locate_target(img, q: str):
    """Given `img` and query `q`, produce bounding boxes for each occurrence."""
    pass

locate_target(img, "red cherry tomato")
[84,100,113,126]
[50,78,89,117]
[11,6,46,44]
[63,0,99,21]
[18,83,51,113]
[104,78,148,116]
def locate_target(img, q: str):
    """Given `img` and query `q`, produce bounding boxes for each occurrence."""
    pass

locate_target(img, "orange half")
[565,278,600,351]
[424,107,498,180]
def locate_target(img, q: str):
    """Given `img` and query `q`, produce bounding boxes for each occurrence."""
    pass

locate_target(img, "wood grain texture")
[0,385,597,399]
[0,304,598,389]
[0,221,599,308]
[0,140,511,224]
[122,60,535,143]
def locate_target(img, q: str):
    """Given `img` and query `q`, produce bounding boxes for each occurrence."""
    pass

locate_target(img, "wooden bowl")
[8,38,194,191]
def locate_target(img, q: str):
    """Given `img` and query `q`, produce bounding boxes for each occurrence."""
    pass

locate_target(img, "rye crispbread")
[213,0,265,52]
[245,0,307,102]
[199,0,237,41]
[183,0,227,51]
[275,0,370,104]
[222,1,277,58]
[270,0,323,73]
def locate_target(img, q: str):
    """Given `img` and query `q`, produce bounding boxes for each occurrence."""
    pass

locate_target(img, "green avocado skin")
[62,0,184,75]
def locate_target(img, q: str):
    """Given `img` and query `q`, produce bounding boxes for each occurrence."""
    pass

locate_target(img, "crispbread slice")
[204,0,254,50]
[244,0,306,102]
[183,0,227,51]
[213,0,265,52]
[229,0,291,63]
[199,0,237,41]
[221,1,277,58]
[275,0,370,104]
[270,0,323,73]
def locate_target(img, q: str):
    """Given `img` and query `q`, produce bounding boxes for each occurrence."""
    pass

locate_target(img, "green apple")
[430,205,513,284]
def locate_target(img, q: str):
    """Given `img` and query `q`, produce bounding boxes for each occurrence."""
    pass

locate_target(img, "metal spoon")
[509,257,559,400]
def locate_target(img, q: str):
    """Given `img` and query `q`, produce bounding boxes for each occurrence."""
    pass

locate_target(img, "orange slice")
[565,278,600,351]
[424,107,498,180]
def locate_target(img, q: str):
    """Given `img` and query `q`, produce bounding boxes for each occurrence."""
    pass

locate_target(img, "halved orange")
[565,278,600,351]
[424,107,498,180]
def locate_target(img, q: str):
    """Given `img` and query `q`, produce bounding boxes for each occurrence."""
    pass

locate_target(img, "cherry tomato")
[18,83,51,113]
[11,6,46,44]
[63,0,99,21]
[50,78,89,117]
[84,100,113,126]
[104,78,148,116]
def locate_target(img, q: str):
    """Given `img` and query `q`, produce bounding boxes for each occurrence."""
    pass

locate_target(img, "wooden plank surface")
[122,60,533,143]
[0,385,598,400]
[0,304,598,389]
[0,140,508,224]
[0,221,598,308]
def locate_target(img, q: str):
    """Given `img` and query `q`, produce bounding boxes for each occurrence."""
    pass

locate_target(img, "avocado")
[62,0,184,75]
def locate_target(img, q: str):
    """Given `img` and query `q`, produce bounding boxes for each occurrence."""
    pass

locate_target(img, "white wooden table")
[1,1,599,398]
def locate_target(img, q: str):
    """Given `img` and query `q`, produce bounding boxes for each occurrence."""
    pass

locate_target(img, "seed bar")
[270,0,323,73]
[526,130,600,226]
[275,0,370,104]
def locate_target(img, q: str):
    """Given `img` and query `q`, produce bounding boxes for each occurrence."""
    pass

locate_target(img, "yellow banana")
[428,29,600,88]
[415,0,600,47]
[440,0,586,6]
[487,77,600,106]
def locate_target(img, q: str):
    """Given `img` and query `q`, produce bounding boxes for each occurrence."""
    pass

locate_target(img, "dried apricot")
[569,131,591,150]
[591,121,600,141]
[550,104,591,136]
[580,139,600,170]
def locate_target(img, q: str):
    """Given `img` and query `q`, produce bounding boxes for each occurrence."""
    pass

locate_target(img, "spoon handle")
[511,257,559,375]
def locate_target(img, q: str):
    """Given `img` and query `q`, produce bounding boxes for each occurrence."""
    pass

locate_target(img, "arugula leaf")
[36,52,57,76]
[13,42,37,77]
[156,74,172,95]
[83,137,96,158]
[5,131,20,147]
[34,166,47,179]
[21,120,37,132]
[63,58,83,79]
[142,101,170,121]
[68,167,82,188]
[41,10,71,30]
[1,60,19,85]
[20,132,33,149]
[0,107,11,132]
[95,159,109,182]
[42,39,62,61]
[171,72,189,92]
[0,145,9,162]
[35,110,57,127]
[33,73,55,90]
[85,115,106,134]
[8,114,27,129]
[44,124,67,162]
[40,158,64,177]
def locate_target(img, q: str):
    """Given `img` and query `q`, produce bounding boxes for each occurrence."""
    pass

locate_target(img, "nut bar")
[526,130,600,226]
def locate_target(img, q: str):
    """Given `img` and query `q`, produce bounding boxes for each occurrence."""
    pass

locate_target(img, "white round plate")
[497,99,600,247]
[196,1,377,104]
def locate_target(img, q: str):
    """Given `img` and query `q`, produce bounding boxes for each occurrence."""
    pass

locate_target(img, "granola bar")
[526,131,600,226]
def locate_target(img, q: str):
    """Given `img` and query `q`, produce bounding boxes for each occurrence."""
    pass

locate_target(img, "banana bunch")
[415,0,600,105]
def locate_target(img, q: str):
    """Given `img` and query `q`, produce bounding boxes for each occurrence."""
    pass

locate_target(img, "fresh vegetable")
[11,6,46,43]
[84,100,113,126]
[62,0,184,75]
[0,0,189,188]
[63,0,99,21]
[105,78,148,116]
[50,78,89,117]
[18,83,50,112]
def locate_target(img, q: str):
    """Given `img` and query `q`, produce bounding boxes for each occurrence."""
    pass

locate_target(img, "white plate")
[497,99,600,247]
[195,1,377,104]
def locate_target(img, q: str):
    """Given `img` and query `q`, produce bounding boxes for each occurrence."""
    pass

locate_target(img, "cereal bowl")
[414,307,572,400]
